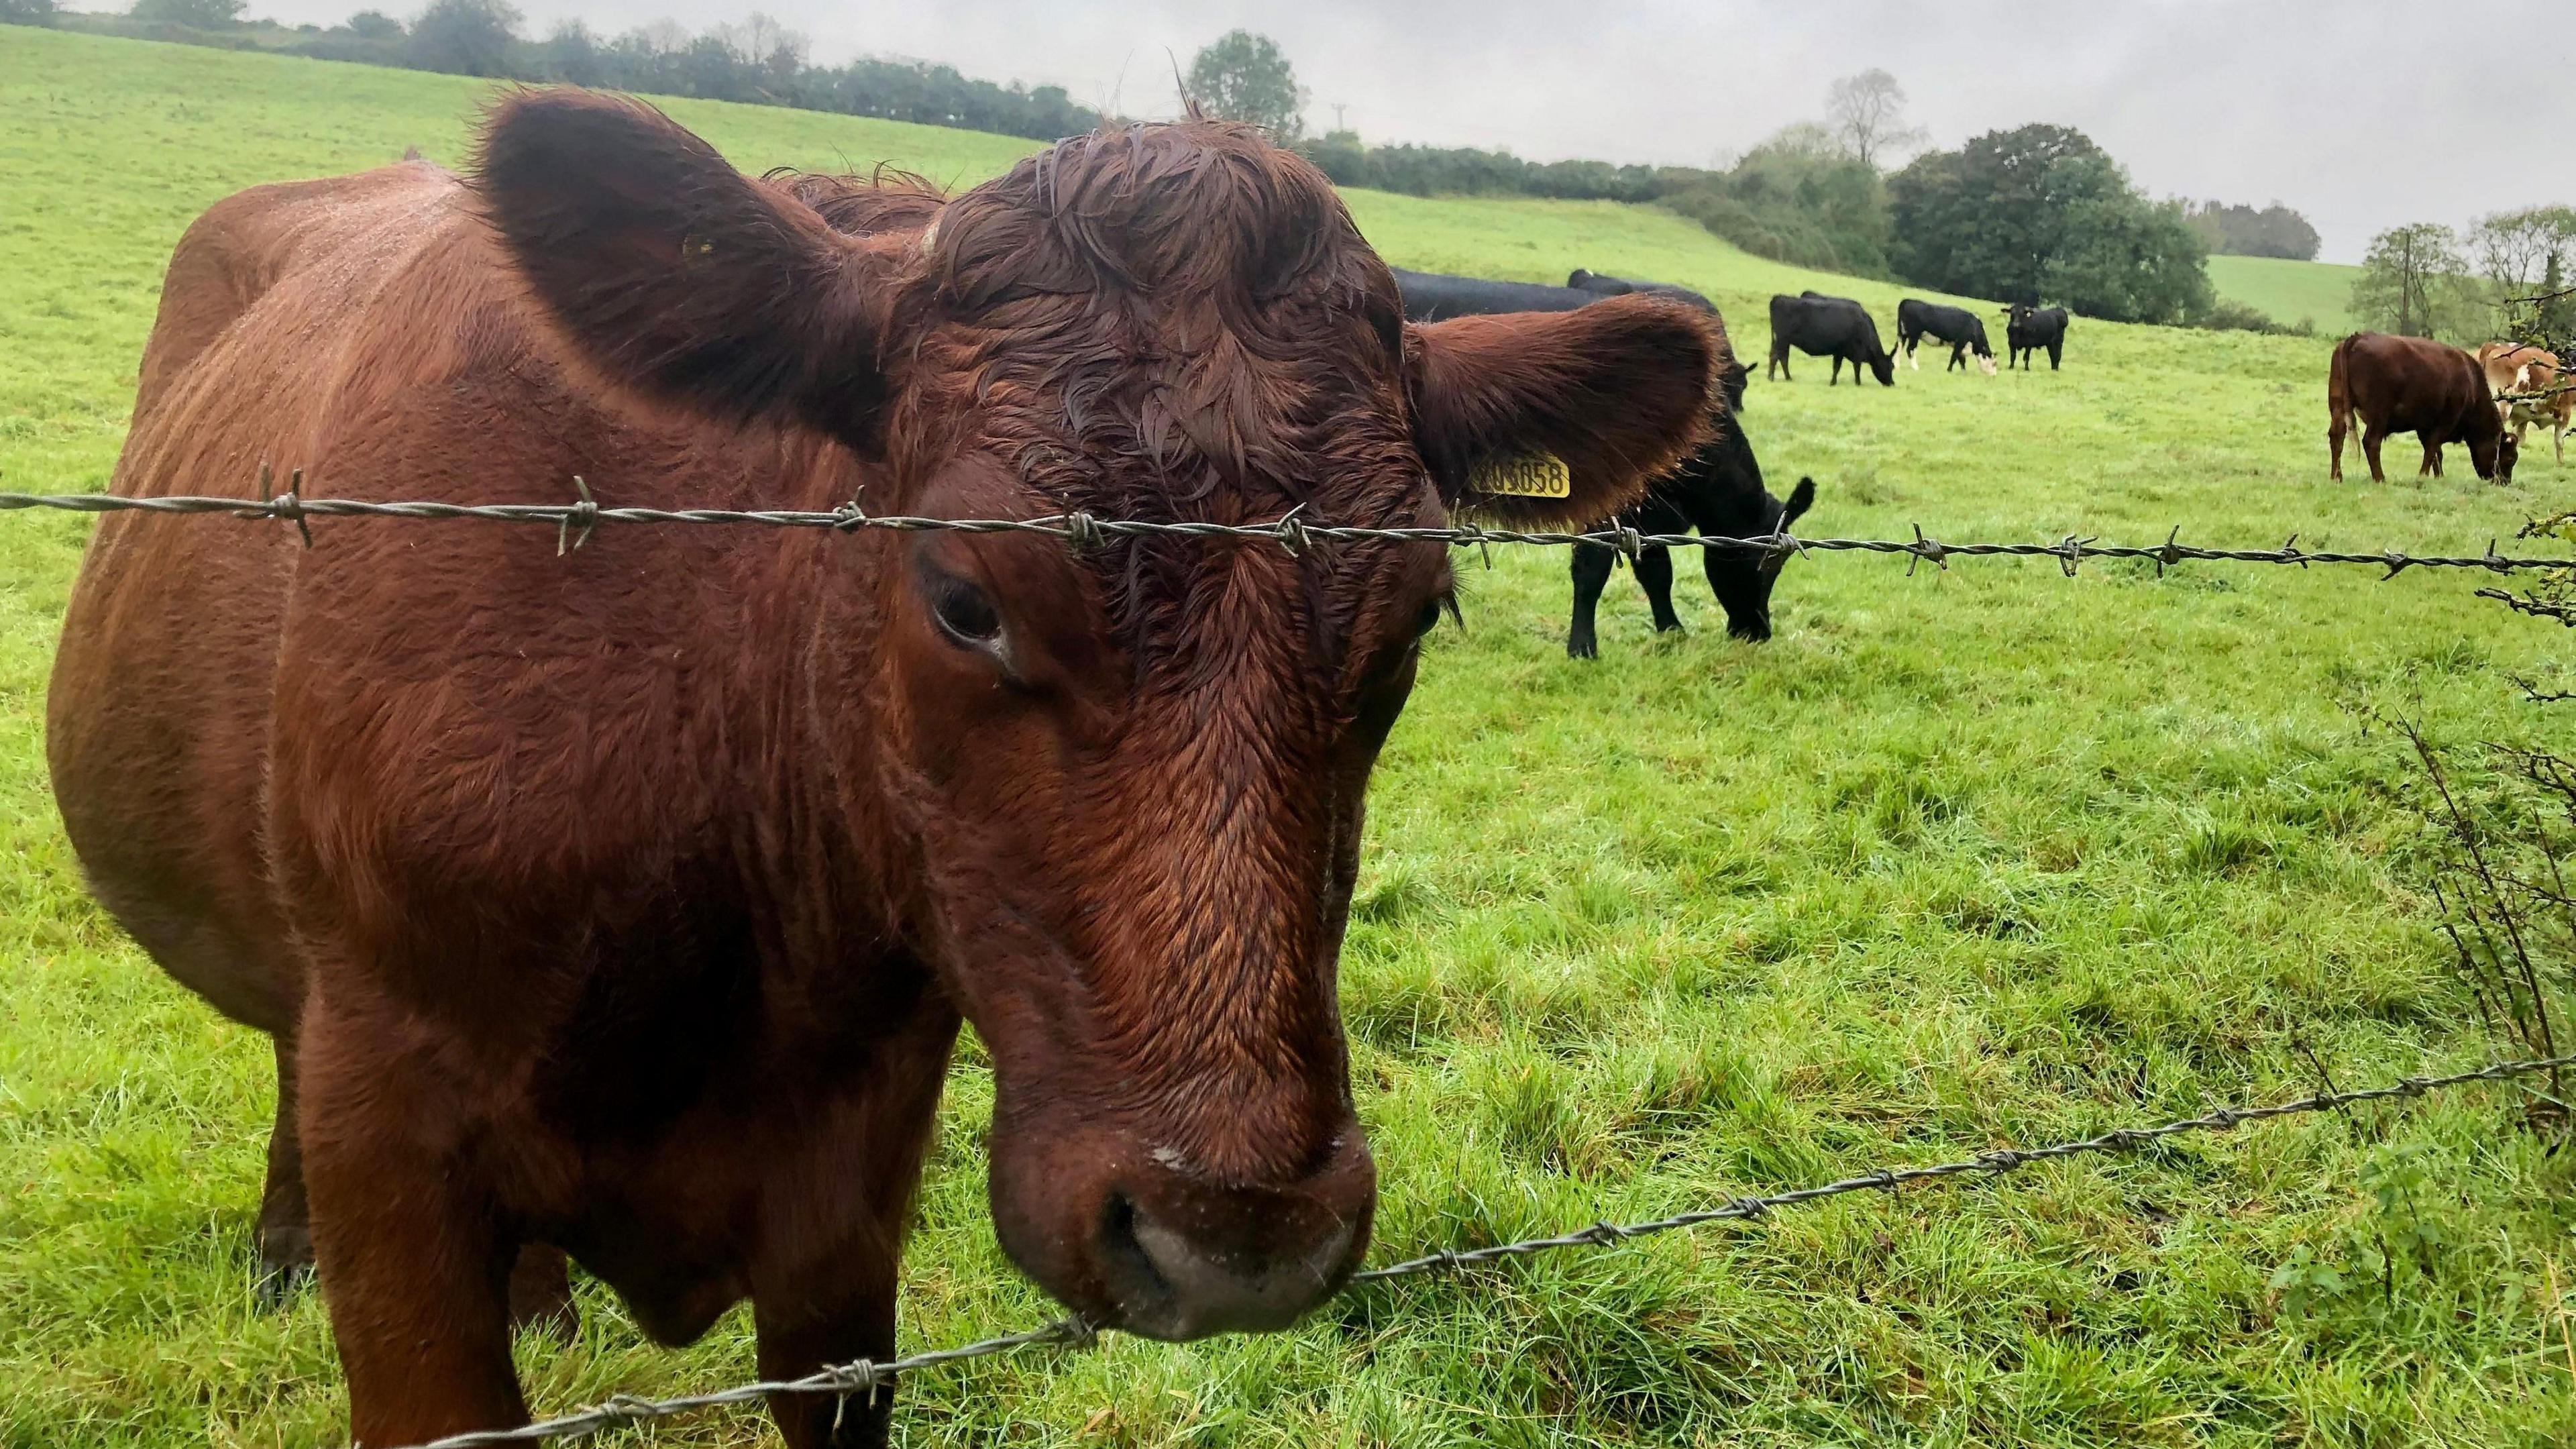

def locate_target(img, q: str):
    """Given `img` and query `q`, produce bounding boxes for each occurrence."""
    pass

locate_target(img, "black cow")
[1567,268,1719,311]
[2004,304,2070,370]
[1393,268,1594,321]
[1768,291,1895,386]
[1393,267,1819,649]
[1896,299,1996,375]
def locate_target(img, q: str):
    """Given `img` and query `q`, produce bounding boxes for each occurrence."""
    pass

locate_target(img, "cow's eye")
[930,574,1004,648]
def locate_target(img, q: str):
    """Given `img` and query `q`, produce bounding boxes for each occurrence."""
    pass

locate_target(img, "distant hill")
[2206,256,2363,336]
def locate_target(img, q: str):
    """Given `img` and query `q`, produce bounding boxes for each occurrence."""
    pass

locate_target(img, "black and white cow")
[2004,303,2070,371]
[1391,267,1819,650]
[1896,299,1997,375]
[1767,291,1896,386]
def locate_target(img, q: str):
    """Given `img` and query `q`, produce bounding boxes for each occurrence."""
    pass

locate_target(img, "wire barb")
[558,476,598,557]
[278,467,314,549]
[1059,511,1106,551]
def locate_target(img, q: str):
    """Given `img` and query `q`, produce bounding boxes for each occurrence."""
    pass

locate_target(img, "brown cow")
[2475,340,2553,403]
[2327,331,2517,484]
[45,93,1722,1448]
[2477,341,2571,466]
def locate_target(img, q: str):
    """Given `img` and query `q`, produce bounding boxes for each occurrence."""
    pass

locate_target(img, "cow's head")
[2481,427,2520,484]
[1708,474,1817,641]
[477,93,1719,1340]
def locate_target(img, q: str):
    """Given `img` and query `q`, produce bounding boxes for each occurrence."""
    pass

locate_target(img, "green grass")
[2208,256,2365,337]
[9,24,2576,1448]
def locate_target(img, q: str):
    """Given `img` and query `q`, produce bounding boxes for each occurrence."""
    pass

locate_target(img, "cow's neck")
[712,451,920,1014]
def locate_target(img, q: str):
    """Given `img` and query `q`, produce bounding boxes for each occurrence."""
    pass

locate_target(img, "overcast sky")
[250,0,2550,262]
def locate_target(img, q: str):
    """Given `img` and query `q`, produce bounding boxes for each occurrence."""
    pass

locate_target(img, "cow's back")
[2336,332,2489,435]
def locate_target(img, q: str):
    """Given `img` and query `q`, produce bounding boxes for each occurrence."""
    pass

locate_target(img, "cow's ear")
[1406,296,1721,527]
[474,90,903,451]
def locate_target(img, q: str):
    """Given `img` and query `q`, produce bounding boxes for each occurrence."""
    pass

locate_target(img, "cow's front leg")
[753,1002,955,1449]
[300,993,527,1444]
[755,1265,902,1449]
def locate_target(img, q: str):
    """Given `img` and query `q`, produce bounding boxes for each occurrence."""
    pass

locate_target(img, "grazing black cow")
[1767,291,1895,386]
[1395,267,1819,649]
[2003,303,2070,370]
[1896,299,1996,375]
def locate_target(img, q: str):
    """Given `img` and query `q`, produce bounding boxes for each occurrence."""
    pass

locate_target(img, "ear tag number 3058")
[1471,452,1572,499]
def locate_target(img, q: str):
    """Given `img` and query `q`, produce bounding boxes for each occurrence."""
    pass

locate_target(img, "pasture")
[7,25,2576,1448]
[2206,255,2367,337]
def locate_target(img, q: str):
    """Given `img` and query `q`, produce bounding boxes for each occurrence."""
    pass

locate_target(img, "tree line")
[1299,62,2248,329]
[10,0,1104,142]
[2182,200,2320,261]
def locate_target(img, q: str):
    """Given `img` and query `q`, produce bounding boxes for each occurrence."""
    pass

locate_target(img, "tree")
[2182,200,2320,261]
[1825,69,1927,170]
[345,9,402,38]
[407,0,521,77]
[1888,123,2208,323]
[2351,223,2471,339]
[129,0,245,28]
[1,0,60,25]
[1660,121,1892,275]
[2536,253,2575,354]
[538,19,602,85]
[2468,205,2576,324]
[1186,30,1307,140]
[730,11,804,80]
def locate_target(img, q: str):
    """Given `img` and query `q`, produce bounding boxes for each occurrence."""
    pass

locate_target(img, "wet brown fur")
[48,91,1719,1447]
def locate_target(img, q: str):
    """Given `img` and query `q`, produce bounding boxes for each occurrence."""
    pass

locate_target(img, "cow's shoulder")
[140,160,462,416]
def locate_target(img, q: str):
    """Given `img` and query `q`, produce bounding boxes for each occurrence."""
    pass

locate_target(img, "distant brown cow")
[46,93,1722,1448]
[2328,332,2516,484]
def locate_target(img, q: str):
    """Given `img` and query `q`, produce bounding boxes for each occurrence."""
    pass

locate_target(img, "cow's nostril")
[1091,1191,1355,1342]
[1095,1190,1167,1296]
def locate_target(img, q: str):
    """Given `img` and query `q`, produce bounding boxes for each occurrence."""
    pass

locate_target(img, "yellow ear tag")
[1470,451,1572,498]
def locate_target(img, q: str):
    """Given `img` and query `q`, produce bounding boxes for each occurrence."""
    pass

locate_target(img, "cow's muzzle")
[989,1107,1376,1341]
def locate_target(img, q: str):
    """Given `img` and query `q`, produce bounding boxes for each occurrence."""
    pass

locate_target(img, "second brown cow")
[2328,331,2517,484]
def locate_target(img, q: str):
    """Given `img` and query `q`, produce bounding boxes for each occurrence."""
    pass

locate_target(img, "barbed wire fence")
[11,480,2576,1446]
[9,486,2576,582]
[400,1054,2576,1449]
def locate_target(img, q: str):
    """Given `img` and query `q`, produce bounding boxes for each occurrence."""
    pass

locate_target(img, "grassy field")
[2207,256,2366,337]
[9,24,2576,1448]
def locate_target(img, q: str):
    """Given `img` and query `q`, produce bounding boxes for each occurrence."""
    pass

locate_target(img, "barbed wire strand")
[398,1053,2576,1449]
[7,490,2576,580]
